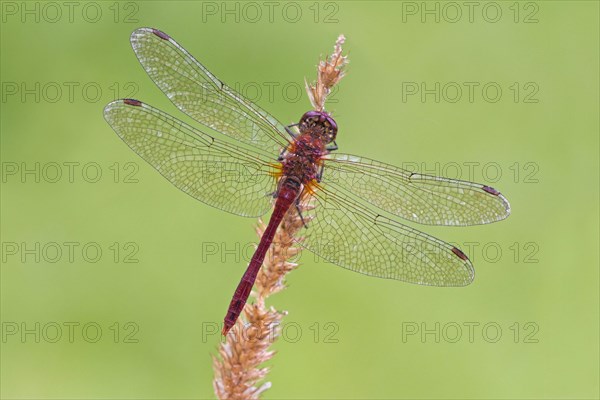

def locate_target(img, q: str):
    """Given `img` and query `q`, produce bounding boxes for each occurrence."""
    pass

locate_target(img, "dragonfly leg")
[326,141,338,152]
[285,123,299,138]
[277,147,288,161]
[316,163,325,183]
[295,201,309,228]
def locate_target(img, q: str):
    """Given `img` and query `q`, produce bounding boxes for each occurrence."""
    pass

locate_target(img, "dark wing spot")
[482,185,500,196]
[152,29,170,40]
[123,98,142,107]
[451,247,469,261]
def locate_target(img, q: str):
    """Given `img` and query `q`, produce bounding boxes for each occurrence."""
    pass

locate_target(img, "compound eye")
[300,110,321,126]
[325,115,338,140]
[299,111,338,142]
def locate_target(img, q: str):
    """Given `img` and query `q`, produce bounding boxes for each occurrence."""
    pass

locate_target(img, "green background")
[1,1,598,399]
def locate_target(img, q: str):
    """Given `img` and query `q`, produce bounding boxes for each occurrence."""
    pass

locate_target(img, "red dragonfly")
[104,28,511,335]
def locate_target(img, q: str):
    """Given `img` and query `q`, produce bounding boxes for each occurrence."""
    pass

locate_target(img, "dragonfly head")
[299,110,338,144]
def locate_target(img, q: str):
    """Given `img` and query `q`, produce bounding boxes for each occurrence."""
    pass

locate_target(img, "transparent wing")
[130,27,291,156]
[104,99,277,217]
[300,188,474,286]
[322,153,511,226]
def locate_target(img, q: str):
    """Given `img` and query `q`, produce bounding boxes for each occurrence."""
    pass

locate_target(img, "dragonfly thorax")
[299,110,338,143]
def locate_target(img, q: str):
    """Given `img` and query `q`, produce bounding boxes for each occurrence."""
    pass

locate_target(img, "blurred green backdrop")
[1,1,598,399]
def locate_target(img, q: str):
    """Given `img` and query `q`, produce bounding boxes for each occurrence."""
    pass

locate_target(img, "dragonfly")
[104,28,511,335]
